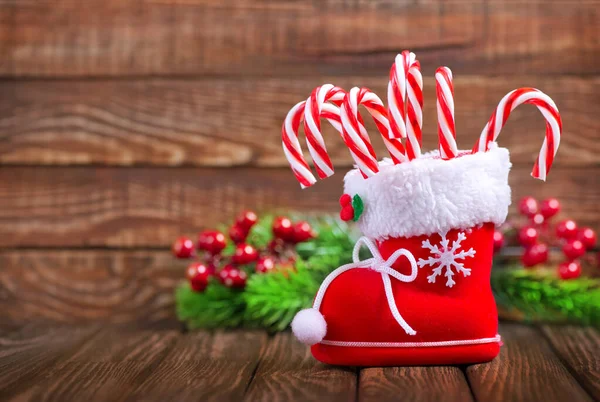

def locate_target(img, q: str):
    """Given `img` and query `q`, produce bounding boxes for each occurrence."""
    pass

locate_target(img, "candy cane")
[282,88,346,188]
[405,61,424,160]
[282,101,315,187]
[341,87,407,178]
[303,84,346,179]
[472,87,562,181]
[436,67,458,159]
[388,51,423,160]
[387,51,413,140]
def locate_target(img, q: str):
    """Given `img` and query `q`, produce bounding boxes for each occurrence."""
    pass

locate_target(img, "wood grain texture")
[7,327,178,402]
[0,167,343,248]
[0,324,99,399]
[541,326,600,400]
[0,325,598,402]
[2,0,599,77]
[244,332,356,402]
[359,366,472,402]
[466,324,593,402]
[1,76,598,167]
[0,166,598,248]
[128,330,266,402]
[0,250,185,326]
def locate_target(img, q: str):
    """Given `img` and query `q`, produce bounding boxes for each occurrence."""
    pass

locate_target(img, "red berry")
[172,236,195,258]
[522,243,549,267]
[229,225,248,244]
[292,221,315,243]
[577,227,597,250]
[518,196,538,218]
[533,243,549,264]
[255,256,276,274]
[540,198,561,219]
[493,231,505,253]
[339,194,352,207]
[185,262,207,280]
[518,226,539,247]
[186,262,212,292]
[198,230,227,255]
[236,210,258,231]
[340,205,354,221]
[531,213,545,226]
[219,265,247,288]
[556,219,578,240]
[232,243,259,264]
[563,239,586,260]
[521,250,537,268]
[272,217,294,242]
[558,260,582,280]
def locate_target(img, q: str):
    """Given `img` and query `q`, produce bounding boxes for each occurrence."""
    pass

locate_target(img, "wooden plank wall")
[0,0,599,325]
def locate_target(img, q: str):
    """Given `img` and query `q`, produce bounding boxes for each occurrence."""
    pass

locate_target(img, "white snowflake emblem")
[417,232,476,288]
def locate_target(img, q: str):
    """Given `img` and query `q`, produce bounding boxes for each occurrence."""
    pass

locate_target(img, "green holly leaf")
[352,194,364,222]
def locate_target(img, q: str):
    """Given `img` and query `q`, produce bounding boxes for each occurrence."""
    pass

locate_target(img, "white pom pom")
[291,308,327,345]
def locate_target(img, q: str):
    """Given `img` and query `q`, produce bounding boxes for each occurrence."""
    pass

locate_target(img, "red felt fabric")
[311,223,500,366]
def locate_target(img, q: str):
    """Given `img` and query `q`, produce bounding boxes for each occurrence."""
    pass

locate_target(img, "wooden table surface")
[1,322,598,402]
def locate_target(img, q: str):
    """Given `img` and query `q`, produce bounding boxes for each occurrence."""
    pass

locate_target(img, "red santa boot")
[292,147,511,366]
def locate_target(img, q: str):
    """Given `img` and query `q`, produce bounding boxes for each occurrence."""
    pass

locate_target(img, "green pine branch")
[176,279,246,329]
[243,217,360,331]
[244,251,357,332]
[243,261,318,332]
[492,267,600,328]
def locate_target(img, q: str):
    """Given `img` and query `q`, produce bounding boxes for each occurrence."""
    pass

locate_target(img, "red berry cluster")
[502,197,597,280]
[271,217,315,245]
[265,217,316,270]
[173,212,315,292]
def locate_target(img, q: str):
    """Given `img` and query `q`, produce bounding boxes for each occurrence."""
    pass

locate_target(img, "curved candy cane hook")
[472,87,562,181]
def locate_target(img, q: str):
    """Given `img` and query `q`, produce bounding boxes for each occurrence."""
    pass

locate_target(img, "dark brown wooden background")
[1,0,599,328]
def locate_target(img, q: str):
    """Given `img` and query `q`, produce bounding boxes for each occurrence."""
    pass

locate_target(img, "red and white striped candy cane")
[435,67,458,160]
[282,88,346,188]
[303,84,346,179]
[387,51,423,160]
[472,87,562,181]
[387,51,413,140]
[282,101,315,188]
[341,87,407,178]
[405,60,424,160]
